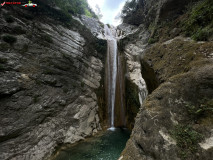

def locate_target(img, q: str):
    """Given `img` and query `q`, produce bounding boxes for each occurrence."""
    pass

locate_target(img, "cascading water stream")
[105,25,117,129]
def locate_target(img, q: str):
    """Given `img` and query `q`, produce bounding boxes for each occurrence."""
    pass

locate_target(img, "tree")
[121,0,138,18]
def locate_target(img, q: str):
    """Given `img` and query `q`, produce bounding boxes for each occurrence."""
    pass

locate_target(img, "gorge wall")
[1,0,213,160]
[120,0,213,160]
[0,5,106,160]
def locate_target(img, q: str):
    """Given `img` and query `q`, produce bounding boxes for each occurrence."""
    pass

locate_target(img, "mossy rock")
[170,125,203,159]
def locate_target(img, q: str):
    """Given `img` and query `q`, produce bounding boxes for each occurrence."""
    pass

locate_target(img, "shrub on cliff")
[40,0,97,19]
[183,0,213,41]
[185,98,213,121]
[121,0,144,26]
[121,0,138,18]
[20,0,97,27]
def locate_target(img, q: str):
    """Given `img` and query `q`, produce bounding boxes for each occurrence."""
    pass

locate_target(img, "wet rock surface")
[0,7,105,160]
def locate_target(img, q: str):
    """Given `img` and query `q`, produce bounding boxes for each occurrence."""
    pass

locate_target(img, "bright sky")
[88,0,127,26]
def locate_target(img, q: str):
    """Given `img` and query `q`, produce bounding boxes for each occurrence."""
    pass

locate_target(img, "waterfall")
[105,25,117,129]
[104,25,147,130]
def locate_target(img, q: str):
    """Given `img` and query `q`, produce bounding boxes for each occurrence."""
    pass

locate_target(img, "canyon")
[0,0,213,160]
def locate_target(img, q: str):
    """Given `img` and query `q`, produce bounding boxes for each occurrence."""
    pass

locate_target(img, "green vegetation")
[191,26,212,41]
[121,0,138,19]
[106,24,111,28]
[41,0,97,19]
[121,0,144,25]
[170,125,203,159]
[183,0,213,41]
[41,34,53,43]
[84,9,93,18]
[95,39,107,54]
[100,23,104,28]
[33,95,39,103]
[148,37,159,44]
[2,35,17,45]
[21,0,97,28]
[81,82,84,87]
[34,3,72,24]
[185,98,213,120]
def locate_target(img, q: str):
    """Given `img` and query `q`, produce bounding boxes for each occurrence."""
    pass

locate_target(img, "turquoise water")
[52,128,130,160]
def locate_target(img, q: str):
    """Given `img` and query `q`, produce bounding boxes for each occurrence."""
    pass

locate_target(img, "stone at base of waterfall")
[64,127,84,143]
[108,127,116,131]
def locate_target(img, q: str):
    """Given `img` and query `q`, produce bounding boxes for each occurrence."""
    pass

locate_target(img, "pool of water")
[52,128,130,160]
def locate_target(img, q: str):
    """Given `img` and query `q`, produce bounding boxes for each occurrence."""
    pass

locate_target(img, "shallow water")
[52,128,130,160]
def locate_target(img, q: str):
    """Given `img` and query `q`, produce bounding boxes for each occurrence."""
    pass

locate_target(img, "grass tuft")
[170,125,203,159]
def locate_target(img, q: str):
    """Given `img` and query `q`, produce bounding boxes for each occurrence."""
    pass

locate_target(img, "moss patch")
[170,125,203,159]
[185,98,213,124]
[143,39,213,83]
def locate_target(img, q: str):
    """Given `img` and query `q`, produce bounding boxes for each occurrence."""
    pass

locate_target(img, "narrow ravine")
[50,25,131,160]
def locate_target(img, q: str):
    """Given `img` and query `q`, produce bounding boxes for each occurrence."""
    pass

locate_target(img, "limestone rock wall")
[120,0,213,159]
[121,37,213,160]
[123,0,198,26]
[0,7,105,160]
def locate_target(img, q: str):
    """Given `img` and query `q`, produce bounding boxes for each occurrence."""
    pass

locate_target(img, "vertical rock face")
[120,0,213,160]
[0,6,105,160]
[123,0,198,26]
[117,24,149,129]
[121,38,213,160]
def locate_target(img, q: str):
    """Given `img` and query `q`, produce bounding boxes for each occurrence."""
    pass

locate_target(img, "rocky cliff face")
[120,0,213,159]
[123,0,198,26]
[0,6,105,160]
